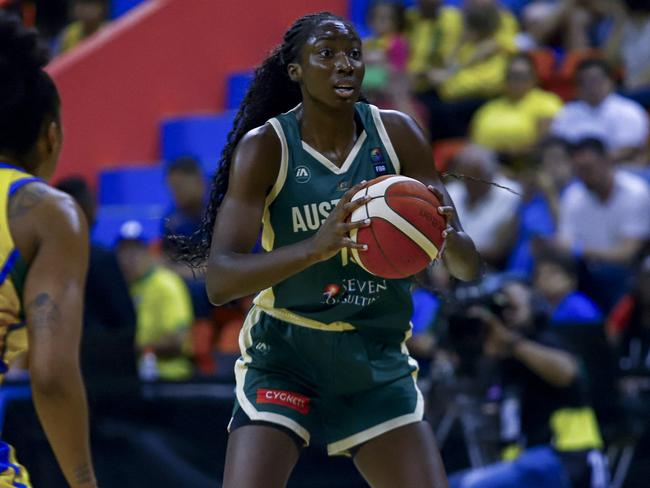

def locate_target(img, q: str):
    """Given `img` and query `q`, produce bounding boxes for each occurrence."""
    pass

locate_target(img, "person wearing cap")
[116,220,194,381]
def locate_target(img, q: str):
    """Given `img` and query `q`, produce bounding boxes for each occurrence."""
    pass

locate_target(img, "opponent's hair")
[0,12,60,159]
[172,12,352,266]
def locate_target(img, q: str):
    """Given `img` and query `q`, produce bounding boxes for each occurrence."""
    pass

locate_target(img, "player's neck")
[298,101,357,156]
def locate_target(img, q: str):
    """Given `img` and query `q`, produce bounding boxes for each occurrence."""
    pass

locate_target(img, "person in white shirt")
[551,59,649,164]
[446,144,522,268]
[555,137,650,311]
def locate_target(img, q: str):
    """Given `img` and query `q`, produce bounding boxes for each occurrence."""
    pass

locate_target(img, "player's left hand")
[427,185,458,243]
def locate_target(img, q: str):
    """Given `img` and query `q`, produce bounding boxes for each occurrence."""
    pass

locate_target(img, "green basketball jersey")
[253,102,412,343]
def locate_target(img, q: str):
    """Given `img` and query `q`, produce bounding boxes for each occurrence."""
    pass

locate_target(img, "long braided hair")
[171,12,350,267]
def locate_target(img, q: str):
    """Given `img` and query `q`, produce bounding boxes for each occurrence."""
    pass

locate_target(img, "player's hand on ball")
[427,185,457,241]
[310,181,371,262]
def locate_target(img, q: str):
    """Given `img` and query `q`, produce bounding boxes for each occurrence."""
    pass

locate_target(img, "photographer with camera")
[448,280,607,488]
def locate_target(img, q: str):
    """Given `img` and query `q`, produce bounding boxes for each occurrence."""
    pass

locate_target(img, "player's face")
[291,21,365,109]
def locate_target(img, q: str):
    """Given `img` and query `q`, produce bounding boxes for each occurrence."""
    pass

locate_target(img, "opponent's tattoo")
[26,292,60,336]
[7,182,48,219]
[73,462,94,484]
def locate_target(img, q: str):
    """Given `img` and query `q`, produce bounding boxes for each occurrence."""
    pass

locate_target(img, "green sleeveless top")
[253,103,412,343]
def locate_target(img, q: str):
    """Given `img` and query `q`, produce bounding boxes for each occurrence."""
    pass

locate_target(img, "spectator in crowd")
[406,0,463,92]
[551,58,649,164]
[56,177,137,387]
[607,255,650,374]
[57,0,106,54]
[162,157,212,315]
[417,0,518,140]
[554,137,650,311]
[507,137,574,276]
[518,0,617,51]
[116,220,194,381]
[533,250,602,325]
[446,144,521,269]
[605,0,650,107]
[363,1,424,125]
[470,53,563,166]
[449,280,605,488]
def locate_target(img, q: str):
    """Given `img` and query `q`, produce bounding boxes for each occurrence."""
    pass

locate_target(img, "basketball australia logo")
[295,165,311,183]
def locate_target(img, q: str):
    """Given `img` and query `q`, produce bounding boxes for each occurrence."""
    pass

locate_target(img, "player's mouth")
[333,83,356,99]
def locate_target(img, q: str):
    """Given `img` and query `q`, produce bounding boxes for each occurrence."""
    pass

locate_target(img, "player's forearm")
[207,239,318,305]
[31,364,96,488]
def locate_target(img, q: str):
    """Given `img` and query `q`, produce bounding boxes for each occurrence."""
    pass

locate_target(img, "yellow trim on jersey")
[261,118,289,251]
[0,442,32,487]
[253,291,356,332]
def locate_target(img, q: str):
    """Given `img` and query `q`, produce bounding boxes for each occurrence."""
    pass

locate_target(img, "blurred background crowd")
[1,0,650,487]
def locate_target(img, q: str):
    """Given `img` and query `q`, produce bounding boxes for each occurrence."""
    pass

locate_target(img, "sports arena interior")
[1,0,650,486]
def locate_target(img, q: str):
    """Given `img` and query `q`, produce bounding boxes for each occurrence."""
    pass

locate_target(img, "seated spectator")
[605,0,650,107]
[533,250,603,325]
[406,0,463,92]
[363,1,424,125]
[446,144,522,269]
[449,280,605,488]
[56,177,137,388]
[471,53,563,166]
[57,0,107,54]
[417,0,518,140]
[507,137,574,275]
[551,58,649,164]
[554,137,650,311]
[117,220,194,381]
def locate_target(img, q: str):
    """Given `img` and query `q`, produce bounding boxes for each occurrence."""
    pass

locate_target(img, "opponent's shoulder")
[9,181,87,237]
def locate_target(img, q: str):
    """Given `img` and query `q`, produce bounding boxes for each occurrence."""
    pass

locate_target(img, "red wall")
[47,0,346,183]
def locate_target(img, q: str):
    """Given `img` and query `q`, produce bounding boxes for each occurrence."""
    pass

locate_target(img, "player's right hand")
[309,180,371,262]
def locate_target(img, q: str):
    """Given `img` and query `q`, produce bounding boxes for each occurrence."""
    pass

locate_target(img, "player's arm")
[14,183,97,488]
[206,125,370,305]
[381,110,482,282]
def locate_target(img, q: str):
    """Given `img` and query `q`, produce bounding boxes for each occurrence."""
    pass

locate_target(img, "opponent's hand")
[309,181,371,262]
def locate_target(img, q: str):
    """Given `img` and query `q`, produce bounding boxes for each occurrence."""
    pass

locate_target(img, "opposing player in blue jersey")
[177,12,481,488]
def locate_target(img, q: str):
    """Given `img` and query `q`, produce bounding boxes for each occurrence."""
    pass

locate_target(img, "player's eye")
[319,48,333,58]
[349,48,362,60]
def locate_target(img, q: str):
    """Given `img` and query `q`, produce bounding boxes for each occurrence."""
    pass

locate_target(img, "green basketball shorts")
[228,306,424,456]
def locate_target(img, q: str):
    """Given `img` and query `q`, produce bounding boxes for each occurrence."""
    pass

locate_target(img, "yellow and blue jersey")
[0,163,39,488]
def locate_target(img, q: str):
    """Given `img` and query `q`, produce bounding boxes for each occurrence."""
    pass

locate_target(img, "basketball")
[349,175,447,279]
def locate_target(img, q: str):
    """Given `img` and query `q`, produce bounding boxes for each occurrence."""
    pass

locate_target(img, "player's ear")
[287,63,302,82]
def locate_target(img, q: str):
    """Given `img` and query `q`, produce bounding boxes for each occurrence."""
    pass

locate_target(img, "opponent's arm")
[206,125,370,305]
[14,183,96,488]
[381,110,482,282]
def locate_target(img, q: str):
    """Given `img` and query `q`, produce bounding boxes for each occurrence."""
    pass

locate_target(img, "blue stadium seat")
[161,111,236,165]
[98,165,171,207]
[110,0,146,19]
[92,205,164,247]
[227,71,253,110]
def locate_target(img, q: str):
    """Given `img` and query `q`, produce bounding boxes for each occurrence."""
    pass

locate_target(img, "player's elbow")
[30,359,79,398]
[206,269,233,306]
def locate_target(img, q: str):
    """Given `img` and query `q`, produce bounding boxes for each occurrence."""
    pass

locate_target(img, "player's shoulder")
[376,108,421,139]
[9,180,85,232]
[232,122,282,172]
[615,170,650,198]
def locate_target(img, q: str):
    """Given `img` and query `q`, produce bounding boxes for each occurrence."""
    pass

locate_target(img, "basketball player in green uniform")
[0,13,96,488]
[177,12,481,487]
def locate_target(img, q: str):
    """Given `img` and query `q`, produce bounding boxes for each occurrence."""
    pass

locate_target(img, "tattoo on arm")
[74,462,94,484]
[26,293,60,337]
[8,183,48,220]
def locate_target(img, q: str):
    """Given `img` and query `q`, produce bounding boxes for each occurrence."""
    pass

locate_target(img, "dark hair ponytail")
[172,12,350,266]
[0,12,60,158]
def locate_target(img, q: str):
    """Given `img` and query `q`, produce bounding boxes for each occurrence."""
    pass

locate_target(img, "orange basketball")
[349,175,446,279]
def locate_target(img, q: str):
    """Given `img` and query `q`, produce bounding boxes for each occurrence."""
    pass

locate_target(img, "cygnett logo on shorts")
[256,388,310,414]
[295,166,311,183]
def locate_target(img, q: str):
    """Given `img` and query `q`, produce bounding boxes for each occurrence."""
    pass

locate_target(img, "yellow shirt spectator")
[406,6,463,77]
[472,88,563,150]
[131,266,194,380]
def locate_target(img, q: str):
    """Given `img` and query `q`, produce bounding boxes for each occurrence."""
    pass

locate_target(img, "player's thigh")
[223,424,300,488]
[353,421,447,488]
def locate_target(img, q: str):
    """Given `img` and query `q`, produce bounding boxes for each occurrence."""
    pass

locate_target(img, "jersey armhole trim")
[266,118,289,206]
[8,177,42,197]
[369,105,401,175]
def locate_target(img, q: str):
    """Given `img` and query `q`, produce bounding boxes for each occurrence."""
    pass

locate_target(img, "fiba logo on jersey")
[370,147,388,176]
[295,165,311,183]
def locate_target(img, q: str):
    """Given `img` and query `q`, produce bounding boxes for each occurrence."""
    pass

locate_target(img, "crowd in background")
[2,0,650,486]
